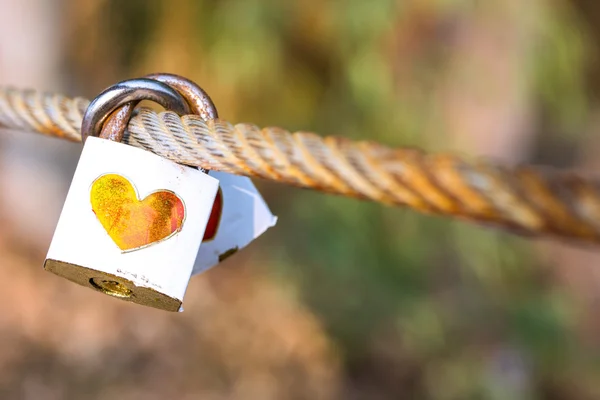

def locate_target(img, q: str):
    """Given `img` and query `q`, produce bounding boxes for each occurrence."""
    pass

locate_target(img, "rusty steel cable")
[0,85,599,245]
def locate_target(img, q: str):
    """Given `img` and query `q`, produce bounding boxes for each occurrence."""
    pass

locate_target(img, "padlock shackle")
[80,78,191,142]
[144,73,219,121]
[82,74,219,145]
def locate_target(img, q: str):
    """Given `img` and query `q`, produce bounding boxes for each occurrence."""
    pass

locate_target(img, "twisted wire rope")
[1,86,599,244]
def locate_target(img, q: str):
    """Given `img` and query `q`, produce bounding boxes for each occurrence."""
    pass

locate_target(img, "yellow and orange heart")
[90,174,186,252]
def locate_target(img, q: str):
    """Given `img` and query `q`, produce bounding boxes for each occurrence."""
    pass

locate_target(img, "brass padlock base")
[44,259,182,312]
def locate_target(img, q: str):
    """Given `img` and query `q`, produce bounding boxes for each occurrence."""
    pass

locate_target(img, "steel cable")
[1,86,599,244]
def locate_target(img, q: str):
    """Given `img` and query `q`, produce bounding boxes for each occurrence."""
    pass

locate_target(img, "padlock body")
[44,137,219,311]
[192,171,277,275]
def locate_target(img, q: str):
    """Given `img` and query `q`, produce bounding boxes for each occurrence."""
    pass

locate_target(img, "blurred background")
[1,0,600,398]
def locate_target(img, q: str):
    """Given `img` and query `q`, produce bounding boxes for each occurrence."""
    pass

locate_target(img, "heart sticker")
[90,174,186,252]
[202,188,223,242]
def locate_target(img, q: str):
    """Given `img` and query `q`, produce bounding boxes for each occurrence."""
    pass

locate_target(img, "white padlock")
[45,74,276,312]
[193,171,277,276]
[44,136,219,311]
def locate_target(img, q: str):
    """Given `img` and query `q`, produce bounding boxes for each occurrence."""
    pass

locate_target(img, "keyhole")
[89,277,132,298]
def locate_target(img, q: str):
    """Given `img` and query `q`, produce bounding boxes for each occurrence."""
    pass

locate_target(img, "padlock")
[44,78,219,312]
[193,171,277,276]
